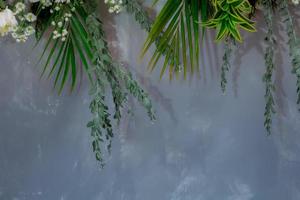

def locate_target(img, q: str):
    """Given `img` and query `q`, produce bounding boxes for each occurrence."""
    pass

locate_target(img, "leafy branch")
[221,38,233,92]
[35,1,155,167]
[279,0,300,105]
[85,13,155,166]
[123,0,152,32]
[262,0,276,134]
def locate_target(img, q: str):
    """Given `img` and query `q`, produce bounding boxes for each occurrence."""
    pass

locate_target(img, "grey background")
[1,3,300,200]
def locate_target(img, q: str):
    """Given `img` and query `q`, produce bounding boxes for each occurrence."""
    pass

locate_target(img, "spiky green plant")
[204,0,256,42]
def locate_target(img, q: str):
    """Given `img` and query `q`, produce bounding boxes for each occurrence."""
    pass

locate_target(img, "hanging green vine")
[85,13,155,166]
[262,0,276,134]
[123,0,152,32]
[221,39,233,92]
[279,0,300,105]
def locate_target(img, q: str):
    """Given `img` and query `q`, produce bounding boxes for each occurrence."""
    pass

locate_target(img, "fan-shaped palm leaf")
[142,0,211,79]
[36,2,93,93]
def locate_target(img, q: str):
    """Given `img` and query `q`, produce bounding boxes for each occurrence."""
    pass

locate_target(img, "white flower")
[24,26,35,36]
[55,0,67,3]
[292,0,299,5]
[0,8,18,36]
[15,2,25,14]
[104,0,123,13]
[57,21,63,27]
[40,0,52,7]
[25,13,37,22]
[61,29,68,36]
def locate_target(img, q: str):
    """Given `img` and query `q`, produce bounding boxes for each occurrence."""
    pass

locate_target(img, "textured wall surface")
[1,5,300,200]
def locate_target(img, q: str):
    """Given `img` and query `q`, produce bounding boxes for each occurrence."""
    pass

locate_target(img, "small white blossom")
[15,2,25,13]
[40,0,52,8]
[25,13,37,22]
[55,0,67,3]
[57,21,63,27]
[62,29,68,36]
[104,0,123,14]
[24,26,35,36]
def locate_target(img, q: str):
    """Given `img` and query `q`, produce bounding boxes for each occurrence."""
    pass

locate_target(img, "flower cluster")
[291,0,299,5]
[0,8,18,36]
[11,2,36,42]
[49,5,74,42]
[104,0,123,13]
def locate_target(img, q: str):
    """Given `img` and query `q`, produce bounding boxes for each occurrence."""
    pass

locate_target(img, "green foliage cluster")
[3,0,300,166]
[85,13,155,166]
[141,0,300,134]
[34,0,155,166]
[123,0,152,32]
[37,1,94,93]
[205,0,255,42]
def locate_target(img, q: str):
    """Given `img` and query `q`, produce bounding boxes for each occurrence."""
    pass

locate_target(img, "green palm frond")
[36,2,93,93]
[141,0,211,79]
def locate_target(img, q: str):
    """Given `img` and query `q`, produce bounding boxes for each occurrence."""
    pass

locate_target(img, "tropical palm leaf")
[36,2,94,94]
[142,0,211,79]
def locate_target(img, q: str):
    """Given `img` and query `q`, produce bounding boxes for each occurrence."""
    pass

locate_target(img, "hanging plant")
[204,0,256,42]
[141,0,300,134]
[1,0,300,167]
[0,0,156,167]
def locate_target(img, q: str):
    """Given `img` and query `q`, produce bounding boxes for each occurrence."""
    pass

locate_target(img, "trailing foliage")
[34,0,155,166]
[2,0,300,165]
[262,0,276,134]
[85,13,155,166]
[123,0,152,32]
[221,39,233,92]
[279,0,300,105]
